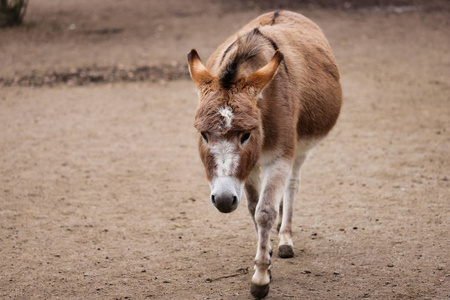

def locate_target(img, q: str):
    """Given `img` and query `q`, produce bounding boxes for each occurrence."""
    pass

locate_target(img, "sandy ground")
[1,1,449,299]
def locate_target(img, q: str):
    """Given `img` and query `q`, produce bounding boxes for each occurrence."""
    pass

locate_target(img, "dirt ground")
[1,1,449,299]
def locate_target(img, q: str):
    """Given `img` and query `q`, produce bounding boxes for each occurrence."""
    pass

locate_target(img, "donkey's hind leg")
[278,152,307,258]
[277,198,283,233]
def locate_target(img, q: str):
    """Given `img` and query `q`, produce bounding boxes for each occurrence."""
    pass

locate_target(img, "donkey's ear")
[187,49,214,92]
[245,50,284,95]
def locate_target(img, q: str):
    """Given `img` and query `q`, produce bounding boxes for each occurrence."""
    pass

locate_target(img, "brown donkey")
[187,10,342,298]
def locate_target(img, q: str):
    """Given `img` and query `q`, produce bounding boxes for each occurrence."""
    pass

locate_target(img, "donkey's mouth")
[210,176,243,213]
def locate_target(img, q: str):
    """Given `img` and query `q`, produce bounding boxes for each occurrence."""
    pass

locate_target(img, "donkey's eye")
[201,132,208,143]
[241,132,251,145]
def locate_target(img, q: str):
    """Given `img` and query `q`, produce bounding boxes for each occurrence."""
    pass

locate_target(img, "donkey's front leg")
[245,165,261,232]
[251,160,291,298]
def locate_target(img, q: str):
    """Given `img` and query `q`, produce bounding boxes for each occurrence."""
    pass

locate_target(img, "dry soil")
[0,1,449,299]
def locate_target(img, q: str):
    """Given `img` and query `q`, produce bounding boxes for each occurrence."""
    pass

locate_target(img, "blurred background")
[1,0,449,85]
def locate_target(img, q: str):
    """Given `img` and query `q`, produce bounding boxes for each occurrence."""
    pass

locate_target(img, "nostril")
[211,194,216,205]
[232,196,238,206]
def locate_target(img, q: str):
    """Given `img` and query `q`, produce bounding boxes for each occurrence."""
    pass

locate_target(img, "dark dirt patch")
[0,63,189,87]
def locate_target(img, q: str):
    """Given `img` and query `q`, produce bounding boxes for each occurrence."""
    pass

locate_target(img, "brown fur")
[198,11,341,162]
[188,10,342,298]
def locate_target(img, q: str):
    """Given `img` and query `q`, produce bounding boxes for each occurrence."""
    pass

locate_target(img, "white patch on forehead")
[218,106,234,129]
[210,140,239,177]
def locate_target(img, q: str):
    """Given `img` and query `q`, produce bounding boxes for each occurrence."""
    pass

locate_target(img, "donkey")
[187,10,342,298]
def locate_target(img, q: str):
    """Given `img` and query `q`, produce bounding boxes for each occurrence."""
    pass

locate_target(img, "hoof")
[278,245,294,258]
[251,282,270,299]
[269,248,273,257]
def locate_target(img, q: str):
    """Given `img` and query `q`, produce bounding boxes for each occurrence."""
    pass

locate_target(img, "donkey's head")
[187,49,283,213]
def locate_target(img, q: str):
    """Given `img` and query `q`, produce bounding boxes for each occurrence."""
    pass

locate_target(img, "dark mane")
[219,28,275,89]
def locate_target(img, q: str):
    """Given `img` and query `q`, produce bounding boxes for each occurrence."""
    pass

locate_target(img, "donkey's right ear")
[187,49,214,92]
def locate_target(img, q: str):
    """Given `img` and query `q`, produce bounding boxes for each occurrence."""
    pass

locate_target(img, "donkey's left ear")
[187,49,214,92]
[245,50,284,95]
